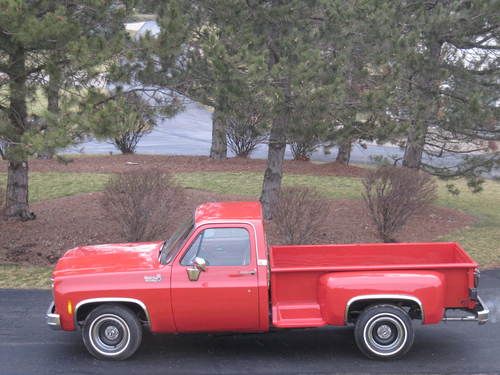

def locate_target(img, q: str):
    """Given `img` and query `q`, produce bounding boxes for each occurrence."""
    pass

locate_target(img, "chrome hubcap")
[89,314,131,356]
[363,313,408,356]
[376,324,392,339]
[104,325,120,341]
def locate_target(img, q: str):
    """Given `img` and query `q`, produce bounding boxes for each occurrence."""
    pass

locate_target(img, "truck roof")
[194,201,263,224]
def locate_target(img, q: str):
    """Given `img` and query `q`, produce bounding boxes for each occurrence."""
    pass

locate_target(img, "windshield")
[159,218,194,265]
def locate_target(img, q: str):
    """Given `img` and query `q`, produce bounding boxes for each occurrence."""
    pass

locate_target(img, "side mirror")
[186,257,207,281]
[193,257,207,271]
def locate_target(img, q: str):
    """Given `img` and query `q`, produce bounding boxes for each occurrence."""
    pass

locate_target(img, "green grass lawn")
[0,169,498,288]
[0,172,111,289]
[436,180,500,267]
[0,265,52,289]
[176,171,500,267]
[176,172,363,199]
[0,172,110,203]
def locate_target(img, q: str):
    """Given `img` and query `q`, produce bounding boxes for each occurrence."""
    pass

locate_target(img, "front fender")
[318,271,445,326]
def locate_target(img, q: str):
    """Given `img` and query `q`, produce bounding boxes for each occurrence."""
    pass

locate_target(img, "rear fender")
[318,271,445,326]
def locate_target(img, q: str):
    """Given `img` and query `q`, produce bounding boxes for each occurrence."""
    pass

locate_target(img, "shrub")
[290,139,318,161]
[226,112,267,158]
[272,186,330,244]
[92,92,158,154]
[362,166,437,243]
[102,170,184,242]
[0,185,5,215]
[289,124,322,161]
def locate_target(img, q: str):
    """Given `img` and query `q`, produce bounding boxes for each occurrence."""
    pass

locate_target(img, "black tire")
[354,304,414,360]
[82,304,142,360]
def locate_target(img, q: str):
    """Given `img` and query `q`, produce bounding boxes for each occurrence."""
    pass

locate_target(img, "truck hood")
[53,241,163,277]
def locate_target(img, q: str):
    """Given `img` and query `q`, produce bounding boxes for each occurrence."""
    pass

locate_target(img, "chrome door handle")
[238,269,256,275]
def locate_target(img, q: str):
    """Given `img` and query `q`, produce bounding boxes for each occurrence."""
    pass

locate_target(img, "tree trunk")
[47,69,60,114]
[402,120,426,169]
[4,45,34,220]
[210,108,227,160]
[260,28,291,220]
[38,66,61,159]
[403,34,442,170]
[336,139,352,165]
[5,160,34,220]
[260,114,287,220]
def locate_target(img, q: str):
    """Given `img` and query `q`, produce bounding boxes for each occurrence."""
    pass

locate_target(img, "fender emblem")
[144,274,162,283]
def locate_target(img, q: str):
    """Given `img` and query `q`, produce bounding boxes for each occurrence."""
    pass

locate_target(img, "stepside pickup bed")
[47,201,488,361]
[271,242,485,328]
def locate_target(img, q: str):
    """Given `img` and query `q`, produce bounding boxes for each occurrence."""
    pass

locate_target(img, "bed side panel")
[318,271,446,325]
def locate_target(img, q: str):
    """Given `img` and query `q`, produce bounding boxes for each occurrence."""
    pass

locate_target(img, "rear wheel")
[354,304,414,360]
[82,304,142,360]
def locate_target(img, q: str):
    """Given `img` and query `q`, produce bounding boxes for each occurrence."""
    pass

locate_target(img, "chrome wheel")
[363,313,407,356]
[354,304,414,359]
[88,314,131,357]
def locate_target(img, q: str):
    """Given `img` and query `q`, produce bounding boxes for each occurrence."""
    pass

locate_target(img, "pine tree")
[198,0,330,218]
[390,1,499,188]
[319,1,400,166]
[0,1,130,219]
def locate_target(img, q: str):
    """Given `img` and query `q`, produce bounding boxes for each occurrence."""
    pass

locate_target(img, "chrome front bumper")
[46,301,61,330]
[443,296,489,325]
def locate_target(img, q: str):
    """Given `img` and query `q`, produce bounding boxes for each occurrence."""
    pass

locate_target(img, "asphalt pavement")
[0,269,499,375]
[67,98,500,178]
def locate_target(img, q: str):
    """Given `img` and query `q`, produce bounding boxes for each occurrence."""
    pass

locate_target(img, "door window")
[181,227,251,266]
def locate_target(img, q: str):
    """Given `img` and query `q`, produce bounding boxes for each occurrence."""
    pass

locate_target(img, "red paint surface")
[170,223,262,332]
[270,242,477,327]
[52,201,479,334]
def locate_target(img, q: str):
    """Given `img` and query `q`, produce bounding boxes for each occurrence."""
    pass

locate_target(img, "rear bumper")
[46,301,61,330]
[443,296,489,325]
[476,297,489,325]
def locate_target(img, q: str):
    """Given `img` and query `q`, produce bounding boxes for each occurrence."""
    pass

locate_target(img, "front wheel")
[354,304,414,360]
[82,304,142,360]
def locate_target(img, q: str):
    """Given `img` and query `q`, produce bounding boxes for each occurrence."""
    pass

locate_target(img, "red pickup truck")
[47,201,488,360]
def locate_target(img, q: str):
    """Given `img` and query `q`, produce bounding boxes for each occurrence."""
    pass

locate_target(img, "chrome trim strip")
[345,294,424,324]
[46,301,61,330]
[257,259,268,266]
[195,220,261,267]
[74,298,150,327]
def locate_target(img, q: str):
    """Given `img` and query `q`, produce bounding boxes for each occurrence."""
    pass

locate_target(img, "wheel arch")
[75,298,150,328]
[345,294,424,324]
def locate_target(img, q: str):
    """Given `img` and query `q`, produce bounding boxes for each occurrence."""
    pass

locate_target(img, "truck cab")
[47,201,488,360]
[164,201,270,333]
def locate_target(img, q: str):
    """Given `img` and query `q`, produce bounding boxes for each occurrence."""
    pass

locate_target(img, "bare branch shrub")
[102,170,185,242]
[92,92,158,154]
[226,106,267,158]
[362,166,437,243]
[290,139,319,161]
[289,122,323,161]
[0,185,5,215]
[226,117,267,158]
[272,186,330,244]
[0,141,5,160]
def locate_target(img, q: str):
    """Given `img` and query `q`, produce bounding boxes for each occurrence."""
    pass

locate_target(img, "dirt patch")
[267,199,476,245]
[0,189,244,266]
[0,191,475,266]
[0,154,366,177]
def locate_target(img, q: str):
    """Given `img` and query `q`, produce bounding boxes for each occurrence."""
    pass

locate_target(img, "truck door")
[171,223,260,332]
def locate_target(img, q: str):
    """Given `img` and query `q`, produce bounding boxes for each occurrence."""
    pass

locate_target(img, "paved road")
[67,99,500,179]
[69,103,397,164]
[1,270,499,375]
